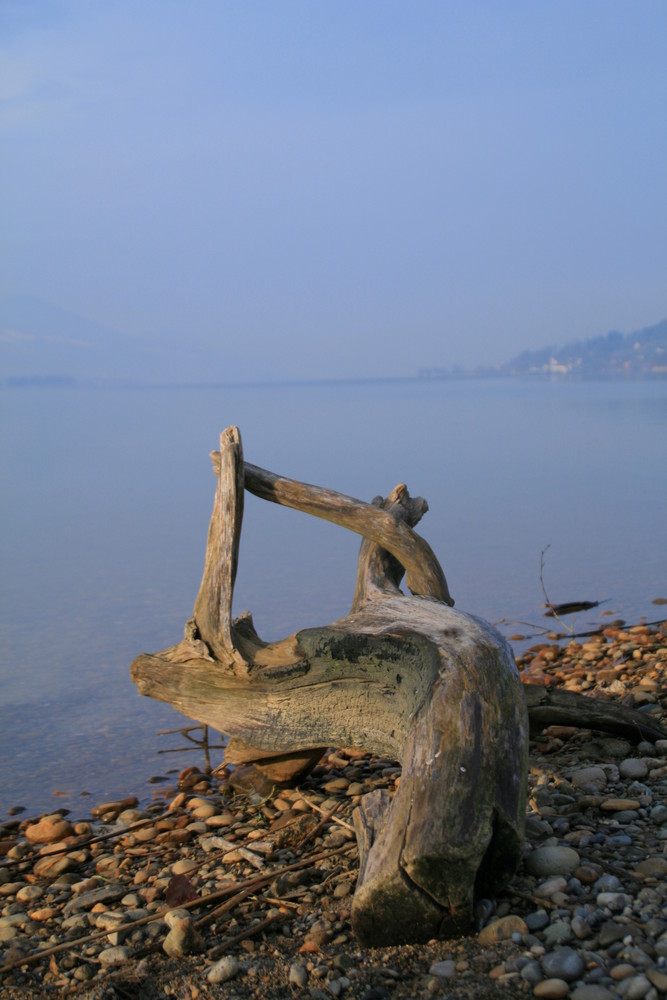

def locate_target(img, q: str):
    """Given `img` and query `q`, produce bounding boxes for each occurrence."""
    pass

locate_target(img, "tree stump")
[131,426,664,946]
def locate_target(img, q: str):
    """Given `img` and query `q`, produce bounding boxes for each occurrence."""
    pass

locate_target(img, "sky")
[1,0,666,382]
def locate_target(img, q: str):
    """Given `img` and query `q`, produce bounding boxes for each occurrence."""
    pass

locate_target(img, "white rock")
[208,955,239,984]
[98,946,131,967]
[289,963,308,987]
[164,907,191,928]
[534,876,568,898]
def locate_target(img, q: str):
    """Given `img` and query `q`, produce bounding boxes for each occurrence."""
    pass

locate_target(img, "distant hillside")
[0,295,167,386]
[0,294,258,386]
[419,317,667,381]
[499,317,667,379]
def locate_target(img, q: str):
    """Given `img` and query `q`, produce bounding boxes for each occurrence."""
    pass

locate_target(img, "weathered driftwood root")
[132,426,528,944]
[134,602,528,945]
[131,426,665,945]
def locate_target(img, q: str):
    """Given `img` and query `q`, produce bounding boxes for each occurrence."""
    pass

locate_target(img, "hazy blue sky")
[1,1,666,381]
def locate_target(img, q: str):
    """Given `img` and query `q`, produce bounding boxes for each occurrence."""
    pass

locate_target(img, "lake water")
[1,378,666,819]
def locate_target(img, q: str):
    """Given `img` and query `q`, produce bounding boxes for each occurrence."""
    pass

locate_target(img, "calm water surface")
[1,379,666,817]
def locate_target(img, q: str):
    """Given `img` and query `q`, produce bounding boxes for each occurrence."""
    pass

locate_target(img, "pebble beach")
[1,619,666,999]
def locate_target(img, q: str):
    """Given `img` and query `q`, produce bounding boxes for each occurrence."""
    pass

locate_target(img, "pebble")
[164,907,191,928]
[0,921,18,943]
[478,914,528,944]
[430,959,456,979]
[526,910,550,932]
[540,947,585,982]
[570,914,593,939]
[600,798,641,812]
[162,915,201,957]
[570,987,616,1000]
[15,885,43,903]
[288,962,309,987]
[599,921,628,947]
[535,876,568,897]
[32,854,72,878]
[612,965,637,982]
[207,955,240,983]
[24,814,74,844]
[98,945,132,967]
[619,758,649,780]
[542,919,573,948]
[526,845,580,876]
[91,797,138,818]
[570,766,608,792]
[633,857,667,876]
[622,976,652,1000]
[534,979,570,999]
[597,891,633,910]
[520,959,544,984]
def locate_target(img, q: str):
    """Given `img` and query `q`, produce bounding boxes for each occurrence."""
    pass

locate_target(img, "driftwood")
[523,684,665,744]
[132,427,528,944]
[131,426,665,945]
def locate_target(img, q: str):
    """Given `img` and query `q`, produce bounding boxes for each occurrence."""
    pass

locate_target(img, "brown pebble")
[33,854,72,878]
[633,857,667,877]
[647,969,667,993]
[205,812,236,828]
[28,907,59,921]
[133,825,158,842]
[574,865,601,884]
[478,915,527,945]
[25,815,74,845]
[533,980,569,999]
[90,797,138,818]
[611,964,635,981]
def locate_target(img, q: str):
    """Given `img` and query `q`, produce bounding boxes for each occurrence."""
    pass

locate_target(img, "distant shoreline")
[3,369,667,391]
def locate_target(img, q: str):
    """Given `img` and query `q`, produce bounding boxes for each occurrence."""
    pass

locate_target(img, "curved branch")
[242,461,453,606]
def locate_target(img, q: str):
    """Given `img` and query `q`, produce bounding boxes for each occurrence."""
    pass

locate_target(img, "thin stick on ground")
[297,801,342,847]
[297,792,355,833]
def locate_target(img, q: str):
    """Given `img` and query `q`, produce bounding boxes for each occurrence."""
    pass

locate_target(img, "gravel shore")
[1,619,666,999]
